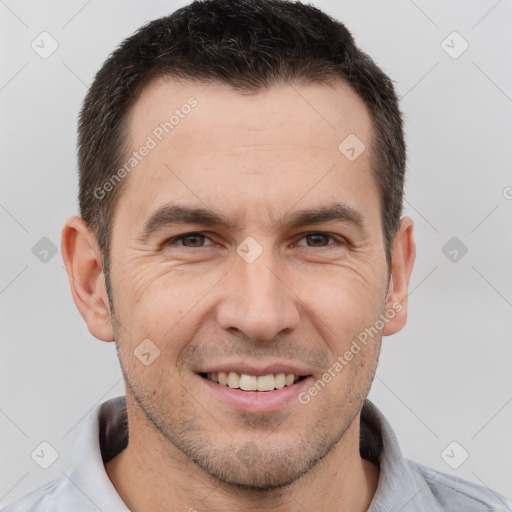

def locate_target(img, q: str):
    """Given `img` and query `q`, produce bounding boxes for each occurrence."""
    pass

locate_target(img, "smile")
[200,372,306,392]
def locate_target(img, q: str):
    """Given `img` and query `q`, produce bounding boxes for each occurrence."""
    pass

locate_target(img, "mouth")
[199,371,309,392]
[197,369,314,413]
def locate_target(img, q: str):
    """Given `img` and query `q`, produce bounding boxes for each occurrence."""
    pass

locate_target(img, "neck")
[105,397,379,512]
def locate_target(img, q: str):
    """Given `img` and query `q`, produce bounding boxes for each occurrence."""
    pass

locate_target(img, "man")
[5,0,511,510]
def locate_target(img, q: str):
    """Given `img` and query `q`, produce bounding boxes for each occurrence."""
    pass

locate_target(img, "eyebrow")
[135,201,367,244]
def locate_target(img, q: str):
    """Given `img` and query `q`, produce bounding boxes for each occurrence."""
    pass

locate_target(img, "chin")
[191,440,327,492]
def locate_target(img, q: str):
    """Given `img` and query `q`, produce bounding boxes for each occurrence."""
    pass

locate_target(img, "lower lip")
[198,374,314,413]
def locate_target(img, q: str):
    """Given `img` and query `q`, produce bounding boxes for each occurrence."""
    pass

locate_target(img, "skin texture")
[61,77,415,512]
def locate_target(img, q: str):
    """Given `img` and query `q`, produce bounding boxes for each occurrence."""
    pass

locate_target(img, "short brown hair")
[77,0,406,288]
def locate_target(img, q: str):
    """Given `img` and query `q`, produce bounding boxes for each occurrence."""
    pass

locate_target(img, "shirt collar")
[64,395,443,511]
[63,396,129,511]
[361,399,444,511]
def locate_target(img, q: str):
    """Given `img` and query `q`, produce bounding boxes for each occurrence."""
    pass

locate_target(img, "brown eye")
[304,233,331,247]
[168,233,213,247]
[296,232,340,248]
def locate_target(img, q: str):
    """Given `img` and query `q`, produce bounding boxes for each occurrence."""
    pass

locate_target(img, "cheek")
[298,268,386,342]
[114,267,224,363]
[116,262,186,324]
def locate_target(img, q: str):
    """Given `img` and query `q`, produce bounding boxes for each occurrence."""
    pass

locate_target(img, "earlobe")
[382,216,416,336]
[61,216,115,342]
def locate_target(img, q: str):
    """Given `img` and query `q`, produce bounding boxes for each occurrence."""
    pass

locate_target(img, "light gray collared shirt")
[3,395,511,511]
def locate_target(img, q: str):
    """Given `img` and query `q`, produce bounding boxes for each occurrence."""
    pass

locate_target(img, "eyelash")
[166,232,345,249]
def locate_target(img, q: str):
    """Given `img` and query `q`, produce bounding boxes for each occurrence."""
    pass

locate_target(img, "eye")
[295,232,343,248]
[165,231,344,250]
[167,232,214,248]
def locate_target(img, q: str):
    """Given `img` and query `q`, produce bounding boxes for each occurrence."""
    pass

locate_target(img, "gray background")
[1,0,511,506]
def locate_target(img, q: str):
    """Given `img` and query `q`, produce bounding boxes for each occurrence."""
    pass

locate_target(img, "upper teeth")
[207,372,300,391]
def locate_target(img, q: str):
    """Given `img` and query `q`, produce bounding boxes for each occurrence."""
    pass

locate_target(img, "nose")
[215,245,301,343]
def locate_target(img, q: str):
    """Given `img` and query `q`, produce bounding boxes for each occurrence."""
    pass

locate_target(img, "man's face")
[107,77,393,489]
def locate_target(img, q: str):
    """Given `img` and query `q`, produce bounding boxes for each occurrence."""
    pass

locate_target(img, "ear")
[61,216,114,342]
[382,216,416,336]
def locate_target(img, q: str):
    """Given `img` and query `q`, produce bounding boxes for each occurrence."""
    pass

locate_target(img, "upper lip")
[196,361,313,377]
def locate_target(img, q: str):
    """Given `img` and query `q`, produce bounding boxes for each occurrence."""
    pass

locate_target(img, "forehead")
[126,76,372,149]
[113,76,377,235]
